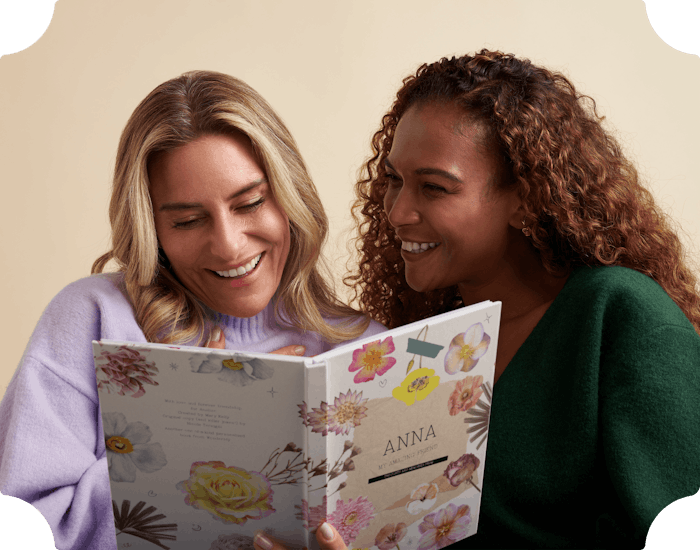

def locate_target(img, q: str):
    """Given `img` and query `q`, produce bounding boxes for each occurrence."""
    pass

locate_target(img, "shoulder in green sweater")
[461,266,700,549]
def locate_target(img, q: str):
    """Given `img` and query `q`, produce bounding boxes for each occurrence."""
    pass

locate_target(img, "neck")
[456,238,568,322]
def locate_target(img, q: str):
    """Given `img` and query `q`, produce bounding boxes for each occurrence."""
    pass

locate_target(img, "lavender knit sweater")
[0,273,385,549]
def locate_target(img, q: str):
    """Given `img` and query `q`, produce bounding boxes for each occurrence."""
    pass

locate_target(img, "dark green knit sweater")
[459,266,700,549]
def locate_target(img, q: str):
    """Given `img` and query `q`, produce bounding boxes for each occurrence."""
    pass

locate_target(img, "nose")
[209,213,246,260]
[384,185,421,228]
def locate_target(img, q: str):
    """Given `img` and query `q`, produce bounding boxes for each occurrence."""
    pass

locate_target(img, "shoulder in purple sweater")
[0,273,385,549]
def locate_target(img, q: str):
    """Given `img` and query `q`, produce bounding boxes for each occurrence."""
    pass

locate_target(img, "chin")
[404,274,435,293]
[405,272,458,294]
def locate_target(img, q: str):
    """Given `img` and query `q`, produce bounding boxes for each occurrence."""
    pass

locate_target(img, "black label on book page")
[368,456,448,484]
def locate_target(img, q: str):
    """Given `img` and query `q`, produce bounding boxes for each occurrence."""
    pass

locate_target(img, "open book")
[93,300,500,550]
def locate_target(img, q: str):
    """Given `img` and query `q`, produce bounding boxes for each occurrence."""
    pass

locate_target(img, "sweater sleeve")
[0,358,115,549]
[0,275,141,550]
[599,320,700,547]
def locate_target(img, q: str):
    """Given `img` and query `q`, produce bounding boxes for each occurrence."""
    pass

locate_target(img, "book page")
[303,302,500,550]
[94,341,309,550]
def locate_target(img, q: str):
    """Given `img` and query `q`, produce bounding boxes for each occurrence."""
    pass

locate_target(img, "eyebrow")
[384,159,463,183]
[158,179,267,212]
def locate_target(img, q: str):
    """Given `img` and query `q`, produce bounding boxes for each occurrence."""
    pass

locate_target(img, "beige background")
[1,0,699,398]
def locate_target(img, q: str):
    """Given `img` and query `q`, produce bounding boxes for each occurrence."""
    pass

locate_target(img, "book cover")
[94,300,500,550]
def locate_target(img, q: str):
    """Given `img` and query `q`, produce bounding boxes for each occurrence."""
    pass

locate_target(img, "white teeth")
[401,241,440,253]
[215,253,262,278]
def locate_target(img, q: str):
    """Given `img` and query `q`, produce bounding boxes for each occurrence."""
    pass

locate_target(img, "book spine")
[302,361,311,550]
[303,358,328,550]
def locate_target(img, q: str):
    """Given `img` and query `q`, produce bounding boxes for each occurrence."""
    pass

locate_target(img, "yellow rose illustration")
[392,368,440,406]
[176,461,274,524]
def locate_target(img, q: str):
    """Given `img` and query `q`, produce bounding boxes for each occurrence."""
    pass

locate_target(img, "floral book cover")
[93,300,500,550]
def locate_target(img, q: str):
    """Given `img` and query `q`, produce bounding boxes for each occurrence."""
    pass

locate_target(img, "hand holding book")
[255,523,348,550]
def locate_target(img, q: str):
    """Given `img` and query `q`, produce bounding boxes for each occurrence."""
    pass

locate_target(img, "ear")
[507,193,525,230]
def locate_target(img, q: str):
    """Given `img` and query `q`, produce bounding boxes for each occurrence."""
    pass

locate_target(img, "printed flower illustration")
[348,337,397,383]
[406,482,439,515]
[176,461,274,525]
[296,496,327,534]
[328,496,375,544]
[444,323,491,374]
[443,453,480,487]
[392,368,440,406]
[464,381,492,450]
[103,412,167,482]
[96,346,158,398]
[327,390,369,435]
[190,353,273,386]
[447,375,484,416]
[113,499,177,549]
[417,503,472,550]
[208,533,254,550]
[376,522,407,550]
[299,400,330,436]
[298,402,308,426]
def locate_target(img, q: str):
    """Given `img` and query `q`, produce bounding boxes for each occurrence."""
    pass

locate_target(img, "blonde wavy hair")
[93,70,368,344]
[347,50,700,333]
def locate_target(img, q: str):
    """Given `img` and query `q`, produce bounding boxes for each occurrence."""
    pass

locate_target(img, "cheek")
[383,189,396,217]
[161,240,198,272]
[268,207,291,261]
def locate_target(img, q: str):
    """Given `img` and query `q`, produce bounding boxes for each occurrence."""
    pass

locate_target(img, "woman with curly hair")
[0,71,384,550]
[345,50,700,548]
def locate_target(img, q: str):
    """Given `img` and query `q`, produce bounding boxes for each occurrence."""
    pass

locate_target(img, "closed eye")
[238,197,265,213]
[423,183,447,194]
[172,217,204,229]
[385,172,402,188]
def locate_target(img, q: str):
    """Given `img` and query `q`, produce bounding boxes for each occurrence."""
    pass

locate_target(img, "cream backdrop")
[1,0,699,400]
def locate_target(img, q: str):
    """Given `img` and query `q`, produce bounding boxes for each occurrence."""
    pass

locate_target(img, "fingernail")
[294,346,305,356]
[210,327,222,343]
[254,531,274,550]
[319,522,334,542]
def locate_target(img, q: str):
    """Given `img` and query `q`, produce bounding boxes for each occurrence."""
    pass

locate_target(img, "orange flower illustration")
[447,375,484,415]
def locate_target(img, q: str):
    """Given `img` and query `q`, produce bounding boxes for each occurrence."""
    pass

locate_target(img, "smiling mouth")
[213,253,263,279]
[401,241,440,254]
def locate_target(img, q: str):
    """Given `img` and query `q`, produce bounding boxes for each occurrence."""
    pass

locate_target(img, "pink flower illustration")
[444,323,491,374]
[417,503,471,550]
[447,375,484,416]
[327,390,369,435]
[96,346,158,398]
[375,522,407,550]
[348,337,396,383]
[298,402,309,427]
[306,401,330,436]
[208,533,255,550]
[328,496,375,544]
[296,496,327,533]
[443,453,480,487]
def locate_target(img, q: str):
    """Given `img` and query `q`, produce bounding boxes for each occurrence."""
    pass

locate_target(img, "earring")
[521,220,531,237]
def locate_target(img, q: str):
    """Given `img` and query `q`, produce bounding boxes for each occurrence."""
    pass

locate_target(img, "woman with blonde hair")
[0,70,383,549]
[344,50,700,548]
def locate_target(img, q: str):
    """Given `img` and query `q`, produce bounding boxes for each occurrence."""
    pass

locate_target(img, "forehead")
[388,103,493,172]
[148,133,266,198]
[154,133,259,175]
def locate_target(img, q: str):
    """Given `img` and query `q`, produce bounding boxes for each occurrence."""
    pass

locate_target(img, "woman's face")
[149,133,291,318]
[383,102,522,294]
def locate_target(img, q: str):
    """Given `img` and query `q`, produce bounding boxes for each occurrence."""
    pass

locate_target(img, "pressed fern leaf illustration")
[464,381,492,450]
[113,499,177,549]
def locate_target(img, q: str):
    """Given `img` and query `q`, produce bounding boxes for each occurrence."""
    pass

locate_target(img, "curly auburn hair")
[346,49,700,333]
